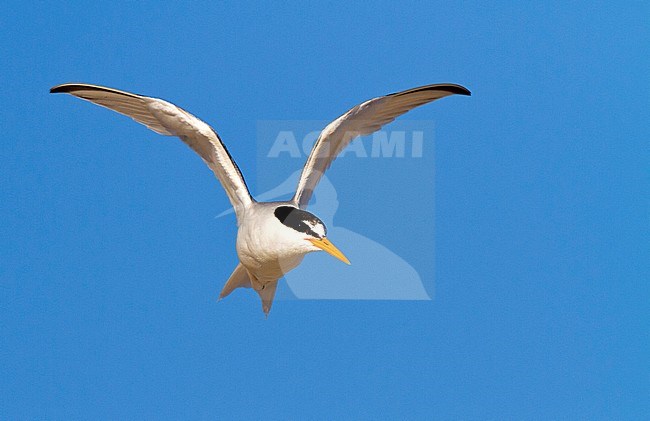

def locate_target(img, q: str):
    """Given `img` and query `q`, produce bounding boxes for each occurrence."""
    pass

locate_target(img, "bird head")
[273,206,350,265]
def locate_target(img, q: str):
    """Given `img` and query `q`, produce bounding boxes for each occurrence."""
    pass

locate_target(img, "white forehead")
[305,220,326,238]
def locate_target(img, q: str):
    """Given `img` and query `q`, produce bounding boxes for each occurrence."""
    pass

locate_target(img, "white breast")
[236,202,310,282]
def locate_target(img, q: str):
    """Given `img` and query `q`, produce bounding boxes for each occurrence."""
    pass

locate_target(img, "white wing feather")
[51,83,253,221]
[293,83,470,208]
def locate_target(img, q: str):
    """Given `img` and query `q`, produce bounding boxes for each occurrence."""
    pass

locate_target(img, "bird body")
[51,81,470,315]
[236,201,310,283]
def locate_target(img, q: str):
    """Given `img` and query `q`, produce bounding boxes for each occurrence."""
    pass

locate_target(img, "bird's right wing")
[292,83,471,208]
[50,83,253,222]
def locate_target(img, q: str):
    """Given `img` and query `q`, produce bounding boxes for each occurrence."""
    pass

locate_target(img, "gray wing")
[292,83,470,209]
[51,83,253,221]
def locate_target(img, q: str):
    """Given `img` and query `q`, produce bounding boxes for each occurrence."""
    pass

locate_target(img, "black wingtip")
[49,83,144,99]
[432,83,471,96]
[447,84,471,96]
[389,83,471,98]
[50,84,73,94]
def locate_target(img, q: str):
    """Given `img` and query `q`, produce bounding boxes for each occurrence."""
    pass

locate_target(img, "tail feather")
[219,264,251,300]
[219,263,279,317]
[256,281,278,317]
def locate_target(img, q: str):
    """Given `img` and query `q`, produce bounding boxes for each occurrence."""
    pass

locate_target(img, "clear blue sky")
[1,2,648,419]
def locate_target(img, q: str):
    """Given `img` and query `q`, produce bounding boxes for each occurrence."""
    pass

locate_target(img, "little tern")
[50,82,470,315]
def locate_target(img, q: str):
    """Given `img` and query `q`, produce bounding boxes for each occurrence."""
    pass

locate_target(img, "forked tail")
[219,264,251,300]
[219,264,279,316]
[256,281,278,317]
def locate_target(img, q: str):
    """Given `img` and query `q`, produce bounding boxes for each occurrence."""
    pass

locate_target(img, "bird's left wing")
[292,83,470,208]
[50,83,253,221]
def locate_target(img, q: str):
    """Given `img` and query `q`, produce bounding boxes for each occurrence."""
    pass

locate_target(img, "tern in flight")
[51,82,470,315]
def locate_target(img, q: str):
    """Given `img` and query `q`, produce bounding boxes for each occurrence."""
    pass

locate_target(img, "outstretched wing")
[50,83,253,221]
[292,83,470,208]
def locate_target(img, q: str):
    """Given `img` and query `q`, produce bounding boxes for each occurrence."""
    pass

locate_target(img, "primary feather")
[293,84,470,208]
[50,83,253,221]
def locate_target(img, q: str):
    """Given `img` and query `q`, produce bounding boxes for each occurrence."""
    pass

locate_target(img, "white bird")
[50,82,470,315]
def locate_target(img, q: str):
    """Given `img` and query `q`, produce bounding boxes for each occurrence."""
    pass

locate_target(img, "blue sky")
[1,2,648,419]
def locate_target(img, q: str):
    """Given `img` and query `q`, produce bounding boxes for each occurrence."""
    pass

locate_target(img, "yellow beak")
[309,237,351,265]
